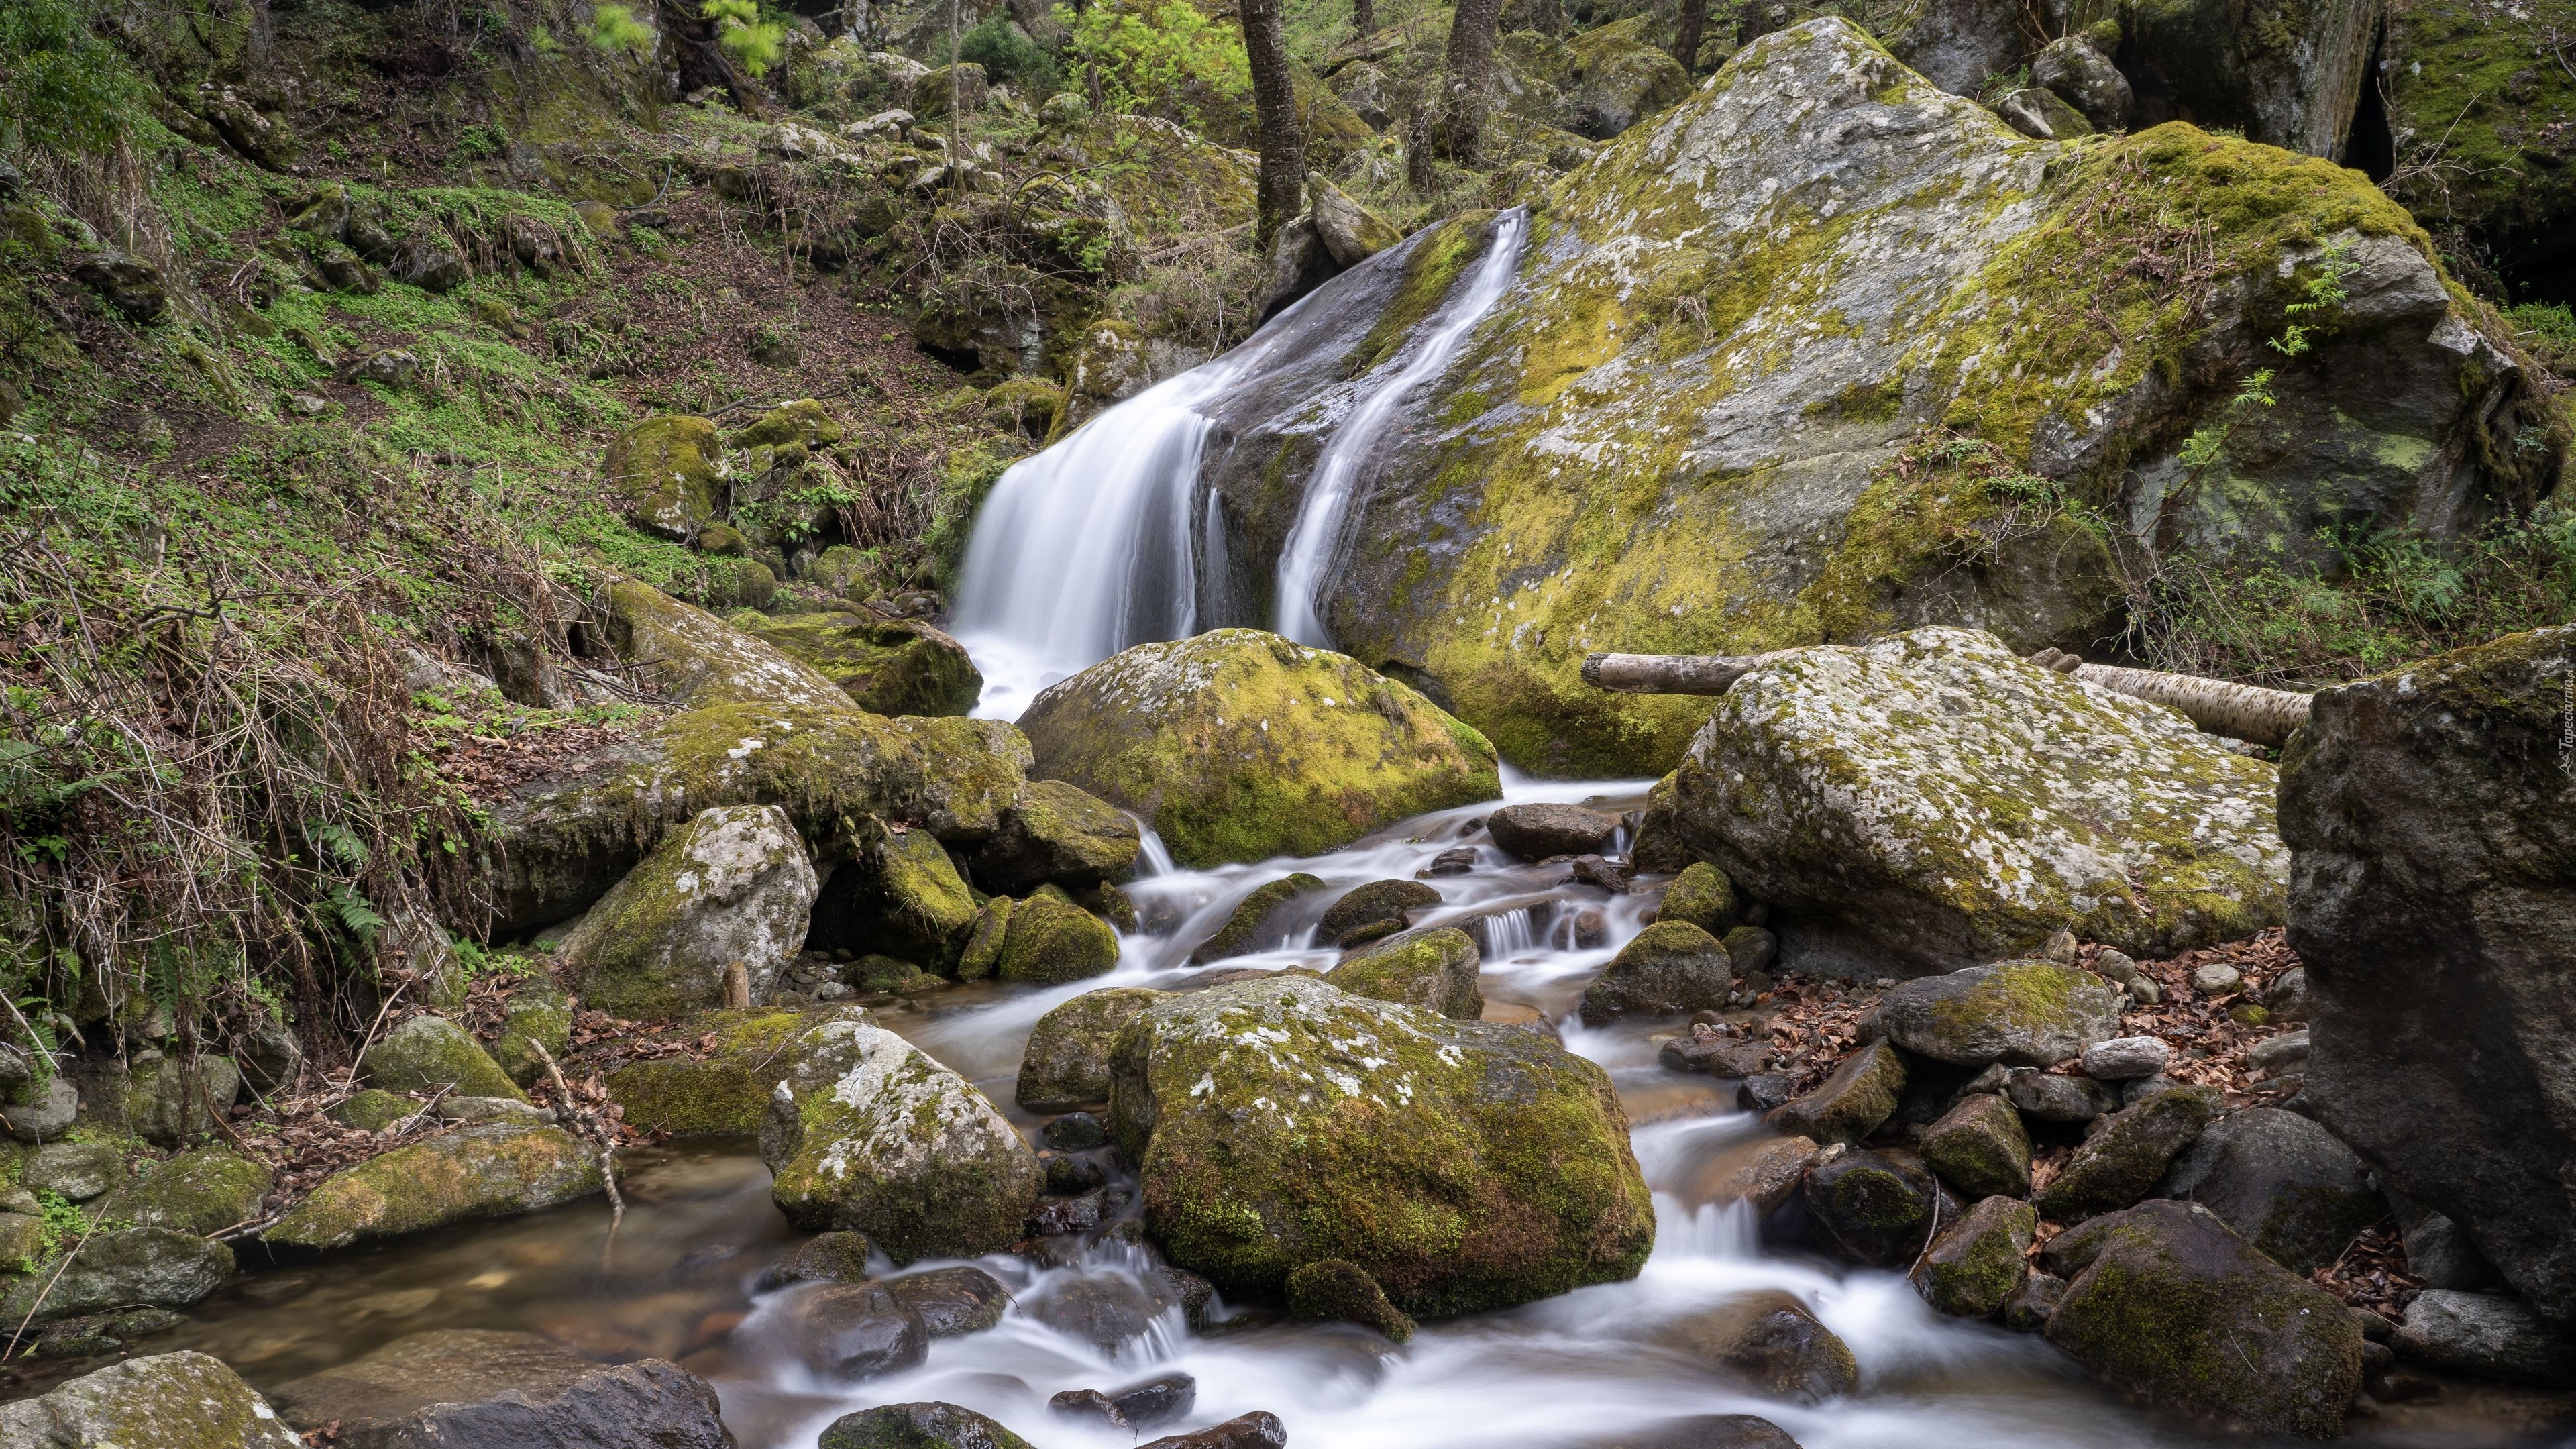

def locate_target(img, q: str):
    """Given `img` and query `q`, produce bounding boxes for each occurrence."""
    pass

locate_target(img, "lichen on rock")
[262,1125,603,1252]
[1325,926,1485,1019]
[743,611,984,718]
[559,803,819,1018]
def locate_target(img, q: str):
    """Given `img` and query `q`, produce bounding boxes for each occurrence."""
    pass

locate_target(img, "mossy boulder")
[731,398,845,450]
[263,1125,603,1252]
[559,803,819,1018]
[2036,1083,2223,1221]
[812,828,979,973]
[1191,873,1328,963]
[1106,975,1653,1316]
[1912,1195,2037,1317]
[494,979,573,1086]
[102,1052,242,1147]
[1324,926,1484,1020]
[1580,921,1732,1025]
[955,898,1013,982]
[1803,1146,1943,1265]
[1919,1090,2032,1199]
[743,612,984,718]
[1763,1040,1904,1145]
[0,1351,304,1449]
[361,1015,523,1102]
[606,580,855,711]
[1554,16,1693,138]
[1017,630,1501,868]
[1017,987,1171,1111]
[604,416,724,541]
[606,1006,872,1136]
[330,1089,419,1131]
[95,1146,273,1237]
[2044,1199,2363,1436]
[481,702,1031,934]
[1673,629,2290,976]
[1286,1257,1416,1341]
[993,888,1120,985]
[1880,957,2127,1066]
[970,778,1142,895]
[1672,1289,1858,1403]
[759,1017,1042,1261]
[818,1402,1035,1449]
[26,1140,124,1201]
[2,1228,234,1324]
[2380,0,2576,292]
[1316,879,1443,948]
[1656,862,1737,936]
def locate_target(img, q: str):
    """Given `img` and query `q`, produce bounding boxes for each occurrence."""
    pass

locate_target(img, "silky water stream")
[148,778,2569,1447]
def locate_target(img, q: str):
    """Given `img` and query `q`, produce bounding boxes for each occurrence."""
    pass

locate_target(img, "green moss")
[994,889,1120,984]
[1766,1040,1906,1144]
[494,980,573,1085]
[1325,926,1484,1019]
[329,1089,419,1132]
[1920,1091,2033,1198]
[263,1124,602,1252]
[93,1147,273,1237]
[1017,985,1169,1110]
[1913,1195,2037,1316]
[743,612,983,718]
[1656,862,1737,934]
[1191,873,1326,963]
[359,1015,524,1102]
[1352,212,1499,376]
[606,1008,813,1135]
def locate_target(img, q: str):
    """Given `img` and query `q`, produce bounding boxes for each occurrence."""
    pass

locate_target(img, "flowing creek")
[142,777,2565,1446]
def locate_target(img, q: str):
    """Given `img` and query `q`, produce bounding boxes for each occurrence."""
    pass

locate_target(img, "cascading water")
[1275,207,1529,647]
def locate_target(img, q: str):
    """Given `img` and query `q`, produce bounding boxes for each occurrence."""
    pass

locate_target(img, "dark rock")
[2279,625,2576,1318]
[1316,879,1441,947]
[1026,1272,1177,1350]
[1699,1135,1819,1214]
[271,1329,731,1448]
[1286,1256,1415,1340]
[1192,873,1328,962]
[886,1265,1010,1338]
[777,1281,930,1379]
[2265,966,2311,1023]
[70,250,168,323]
[1720,926,1777,977]
[2005,1067,2119,1123]
[2391,1193,2500,1290]
[2157,1106,2382,1274]
[1046,1153,1108,1194]
[972,779,1142,895]
[1737,1075,1797,1114]
[1763,1040,1904,1145]
[2044,1201,2364,1436]
[2031,34,2129,129]
[1582,921,1732,1025]
[1673,1289,1858,1403]
[1029,1187,1114,1236]
[1568,855,1634,892]
[2001,1270,2064,1331]
[1487,802,1619,859]
[1042,1110,1109,1151]
[1422,846,1479,876]
[1660,1031,1775,1076]
[1803,1146,1941,1266]
[2035,1083,2222,1220]
[1913,1195,2037,1317]
[1138,1411,1288,1449]
[821,1401,1035,1449]
[2392,1289,2576,1387]
[1878,959,2125,1067]
[1919,1091,2031,1199]
[2245,1028,2310,1077]
[0,1228,232,1326]
[1104,1374,1196,1428]
[763,1230,875,1287]
[1585,1415,1804,1449]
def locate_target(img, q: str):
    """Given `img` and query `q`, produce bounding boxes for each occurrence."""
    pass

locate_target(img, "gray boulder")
[2,1075,78,1142]
[25,1140,124,1201]
[2280,625,2576,1318]
[2006,1067,2119,1122]
[2392,1289,2576,1387]
[0,1228,233,1326]
[2157,1106,2382,1274]
[1889,0,2021,94]
[1580,921,1732,1025]
[2031,34,2129,129]
[2035,1083,2221,1220]
[1017,987,1171,1110]
[559,802,818,1018]
[1316,879,1442,948]
[1764,1040,1904,1145]
[1880,959,2125,1066]
[1488,801,1619,859]
[271,1329,732,1448]
[2080,1036,2170,1080]
[1672,1289,1858,1403]
[821,1402,1034,1449]
[0,1351,303,1448]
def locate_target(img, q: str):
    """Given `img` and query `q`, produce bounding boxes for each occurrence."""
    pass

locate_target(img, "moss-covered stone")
[1764,1040,1905,1145]
[730,398,845,450]
[1191,873,1328,963]
[1672,1288,1859,1403]
[994,888,1120,985]
[2036,1083,2222,1220]
[111,1053,242,1147]
[361,1015,524,1102]
[2381,0,2576,276]
[1803,1146,1942,1265]
[771,1230,876,1286]
[1106,975,1652,1316]
[606,579,855,711]
[1316,879,1443,948]
[818,1401,1035,1449]
[25,1140,125,1201]
[2044,1199,2363,1436]
[0,1212,44,1273]
[2,1228,234,1324]
[95,1146,273,1237]
[759,1017,1040,1262]
[1017,987,1171,1112]
[330,1089,420,1132]
[970,778,1143,895]
[263,1124,602,1252]
[1881,957,2128,1067]
[560,803,818,1019]
[814,828,979,974]
[1919,1091,2032,1199]
[1017,630,1501,868]
[1552,15,1693,138]
[1325,926,1484,1020]
[604,415,723,541]
[1913,1195,2037,1317]
[955,897,1013,982]
[494,979,573,1086]
[1656,862,1737,935]
[1579,920,1731,1026]
[606,1006,867,1136]
[741,612,983,718]
[1286,1256,1417,1341]
[0,1350,304,1449]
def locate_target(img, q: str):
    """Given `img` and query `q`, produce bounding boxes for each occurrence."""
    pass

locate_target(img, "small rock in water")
[1045,1153,1108,1195]
[1737,1074,1797,1114]
[821,1401,1033,1449]
[1568,855,1633,893]
[1487,802,1619,859]
[1140,1411,1289,1449]
[2080,1036,2171,1081]
[886,1265,1010,1338]
[1421,846,1479,877]
[1585,1414,1804,1449]
[1674,1289,1858,1403]
[780,1281,928,1379]
[1660,1030,1775,1077]
[1286,1256,1415,1341]
[1026,1273,1173,1350]
[761,1230,875,1289]
[1107,1373,1197,1428]
[1316,879,1441,948]
[2190,962,2244,996]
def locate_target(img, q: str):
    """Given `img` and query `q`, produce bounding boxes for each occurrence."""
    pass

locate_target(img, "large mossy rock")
[1879,958,2126,1065]
[1554,16,1693,138]
[970,778,1142,895]
[1106,975,1652,1315]
[95,1146,273,1237]
[760,1016,1042,1261]
[604,416,723,541]
[2380,0,2576,288]
[1195,17,2551,776]
[993,888,1121,984]
[272,1329,731,1449]
[1671,629,2289,976]
[1579,920,1731,1025]
[745,612,984,718]
[2121,0,2379,155]
[0,1228,234,1324]
[482,701,1030,934]
[263,1125,604,1252]
[559,803,818,1018]
[810,828,979,973]
[0,1351,303,1449]
[2035,1083,2223,1220]
[1016,629,1501,867]
[1325,926,1485,1019]
[2157,1106,2383,1275]
[606,579,852,710]
[1018,987,1171,1111]
[1913,1194,2037,1317]
[606,1005,871,1135]
[2043,1199,2363,1437]
[361,1015,524,1101]
[2279,625,2576,1317]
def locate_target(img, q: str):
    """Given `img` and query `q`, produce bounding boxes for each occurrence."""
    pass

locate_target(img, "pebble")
[2191,963,2243,996]
[2080,1036,2171,1081]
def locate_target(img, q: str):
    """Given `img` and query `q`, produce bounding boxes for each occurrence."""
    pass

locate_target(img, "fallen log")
[1581,647,2313,749]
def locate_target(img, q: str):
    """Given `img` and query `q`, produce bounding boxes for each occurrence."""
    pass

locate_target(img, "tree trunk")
[1442,0,1504,163]
[1581,649,1808,695]
[1405,102,1440,191]
[1672,0,1706,72]
[1354,0,1376,40]
[1242,0,1307,251]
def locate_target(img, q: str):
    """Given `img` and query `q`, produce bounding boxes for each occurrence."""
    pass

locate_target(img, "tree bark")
[1672,0,1706,72]
[1241,0,1307,252]
[1442,0,1504,162]
[1581,650,1809,695]
[1354,0,1376,40]
[1405,102,1439,191]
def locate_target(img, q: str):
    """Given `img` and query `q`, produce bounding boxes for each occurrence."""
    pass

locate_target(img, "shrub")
[950,15,1063,96]
[1058,0,1248,130]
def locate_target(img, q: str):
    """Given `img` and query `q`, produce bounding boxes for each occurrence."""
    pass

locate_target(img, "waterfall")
[1275,207,1530,647]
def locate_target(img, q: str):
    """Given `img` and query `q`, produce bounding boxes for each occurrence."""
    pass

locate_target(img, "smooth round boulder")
[886,1265,1011,1338]
[1672,1289,1858,1403]
[1580,921,1732,1025]
[1911,1195,2037,1317]
[765,1230,875,1287]
[994,889,1120,985]
[559,803,819,1018]
[272,1329,731,1449]
[360,1015,523,1102]
[1191,873,1327,963]
[1316,879,1442,947]
[1656,862,1737,935]
[2156,1106,2383,1274]
[1324,926,1483,1019]
[1017,629,1501,867]
[1487,801,1619,860]
[775,1281,929,1379]
[1878,959,2126,1067]
[2080,1035,2171,1080]
[1018,987,1171,1110]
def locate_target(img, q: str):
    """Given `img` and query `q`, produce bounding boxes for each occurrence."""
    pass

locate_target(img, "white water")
[1275,207,1530,647]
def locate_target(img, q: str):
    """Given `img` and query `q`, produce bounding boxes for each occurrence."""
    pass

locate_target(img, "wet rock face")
[0,1351,303,1449]
[821,1401,1036,1449]
[1316,878,1443,947]
[1673,629,2289,977]
[1193,873,1329,963]
[761,1018,1042,1261]
[1108,975,1653,1316]
[272,1329,732,1449]
[2280,625,2576,1320]
[1199,19,2544,777]
[1673,1288,1859,1403]
[2122,0,2381,156]
[2043,1199,2363,1438]
[1018,629,1502,868]
[560,802,819,1018]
